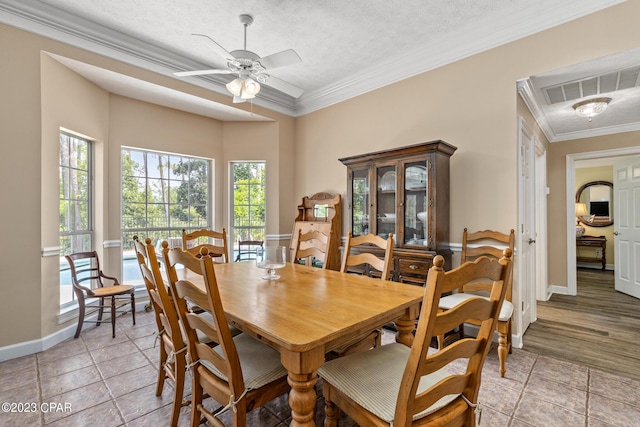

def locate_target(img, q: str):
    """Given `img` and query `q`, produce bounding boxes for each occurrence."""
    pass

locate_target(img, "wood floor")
[523,268,640,381]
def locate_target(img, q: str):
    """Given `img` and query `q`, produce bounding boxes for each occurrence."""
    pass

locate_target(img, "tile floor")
[1,310,639,426]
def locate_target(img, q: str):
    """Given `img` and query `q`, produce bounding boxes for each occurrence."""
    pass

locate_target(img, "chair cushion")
[90,285,134,297]
[200,333,287,390]
[439,293,513,322]
[318,343,458,423]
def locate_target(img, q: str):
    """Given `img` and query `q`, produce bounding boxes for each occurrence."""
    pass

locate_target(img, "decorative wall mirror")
[575,180,613,227]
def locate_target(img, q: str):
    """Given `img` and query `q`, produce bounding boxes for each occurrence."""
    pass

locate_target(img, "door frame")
[565,146,640,295]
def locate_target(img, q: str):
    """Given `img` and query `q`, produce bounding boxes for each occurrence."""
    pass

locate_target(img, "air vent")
[543,65,640,104]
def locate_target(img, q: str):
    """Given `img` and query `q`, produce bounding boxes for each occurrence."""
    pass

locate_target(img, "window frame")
[121,147,212,284]
[59,132,93,308]
[230,161,266,250]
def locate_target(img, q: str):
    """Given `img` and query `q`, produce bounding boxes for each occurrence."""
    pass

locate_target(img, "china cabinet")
[339,141,456,284]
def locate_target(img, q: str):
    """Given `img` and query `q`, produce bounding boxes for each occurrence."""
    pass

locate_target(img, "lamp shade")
[575,202,589,217]
[226,78,243,97]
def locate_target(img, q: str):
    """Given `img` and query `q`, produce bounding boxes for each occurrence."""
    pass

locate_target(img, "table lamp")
[575,202,589,237]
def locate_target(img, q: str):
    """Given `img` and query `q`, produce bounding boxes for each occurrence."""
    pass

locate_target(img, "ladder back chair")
[65,251,135,338]
[328,232,394,359]
[341,232,393,280]
[293,228,332,268]
[133,236,188,427]
[164,246,290,427]
[438,228,515,377]
[319,251,512,427]
[182,228,229,263]
[234,238,263,262]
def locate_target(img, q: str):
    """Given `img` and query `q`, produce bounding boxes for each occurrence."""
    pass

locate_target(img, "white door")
[518,118,536,333]
[613,158,640,299]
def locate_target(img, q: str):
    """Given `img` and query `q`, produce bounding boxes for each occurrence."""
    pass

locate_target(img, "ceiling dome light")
[572,97,611,122]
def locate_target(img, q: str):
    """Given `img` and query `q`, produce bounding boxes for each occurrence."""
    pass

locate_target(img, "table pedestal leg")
[287,372,317,426]
[395,314,417,347]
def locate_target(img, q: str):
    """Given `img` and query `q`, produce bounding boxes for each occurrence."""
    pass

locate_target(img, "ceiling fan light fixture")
[572,97,611,122]
[226,77,260,99]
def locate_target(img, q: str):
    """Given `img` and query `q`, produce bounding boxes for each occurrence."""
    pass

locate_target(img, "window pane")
[249,184,264,205]
[148,204,169,228]
[169,203,189,228]
[147,178,167,203]
[68,201,88,230]
[146,153,169,179]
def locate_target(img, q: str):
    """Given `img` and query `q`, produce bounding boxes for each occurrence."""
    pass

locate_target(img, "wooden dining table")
[179,261,425,427]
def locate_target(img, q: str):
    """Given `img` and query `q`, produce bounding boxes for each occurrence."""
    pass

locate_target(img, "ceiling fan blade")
[174,69,234,77]
[258,49,302,70]
[192,33,233,60]
[264,75,304,98]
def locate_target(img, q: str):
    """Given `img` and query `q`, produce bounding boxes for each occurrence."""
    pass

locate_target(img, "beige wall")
[2,0,640,351]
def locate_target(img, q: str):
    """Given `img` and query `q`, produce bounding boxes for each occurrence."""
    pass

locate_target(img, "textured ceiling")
[1,0,637,139]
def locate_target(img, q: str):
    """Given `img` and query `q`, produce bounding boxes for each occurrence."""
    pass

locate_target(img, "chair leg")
[74,299,86,339]
[155,343,168,396]
[497,320,509,378]
[130,293,136,325]
[170,353,187,427]
[190,374,203,427]
[110,296,117,338]
[97,297,104,326]
[324,398,339,427]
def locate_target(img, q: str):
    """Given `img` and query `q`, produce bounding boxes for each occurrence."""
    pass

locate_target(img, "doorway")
[565,147,640,295]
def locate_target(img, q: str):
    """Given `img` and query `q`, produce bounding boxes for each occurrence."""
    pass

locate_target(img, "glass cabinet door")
[376,165,396,241]
[350,168,370,237]
[403,160,429,247]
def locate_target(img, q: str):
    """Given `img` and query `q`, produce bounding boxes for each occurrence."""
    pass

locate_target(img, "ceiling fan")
[174,14,303,102]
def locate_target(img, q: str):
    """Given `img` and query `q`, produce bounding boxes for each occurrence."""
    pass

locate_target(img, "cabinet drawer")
[397,258,432,277]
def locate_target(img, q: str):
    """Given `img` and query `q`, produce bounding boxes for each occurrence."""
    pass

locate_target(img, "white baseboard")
[0,301,148,363]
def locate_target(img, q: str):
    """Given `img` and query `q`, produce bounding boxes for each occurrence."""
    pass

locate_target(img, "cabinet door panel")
[403,160,429,247]
[375,164,397,240]
[349,168,370,237]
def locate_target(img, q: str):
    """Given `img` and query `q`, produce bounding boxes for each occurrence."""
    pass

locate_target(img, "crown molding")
[551,121,640,142]
[517,79,557,142]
